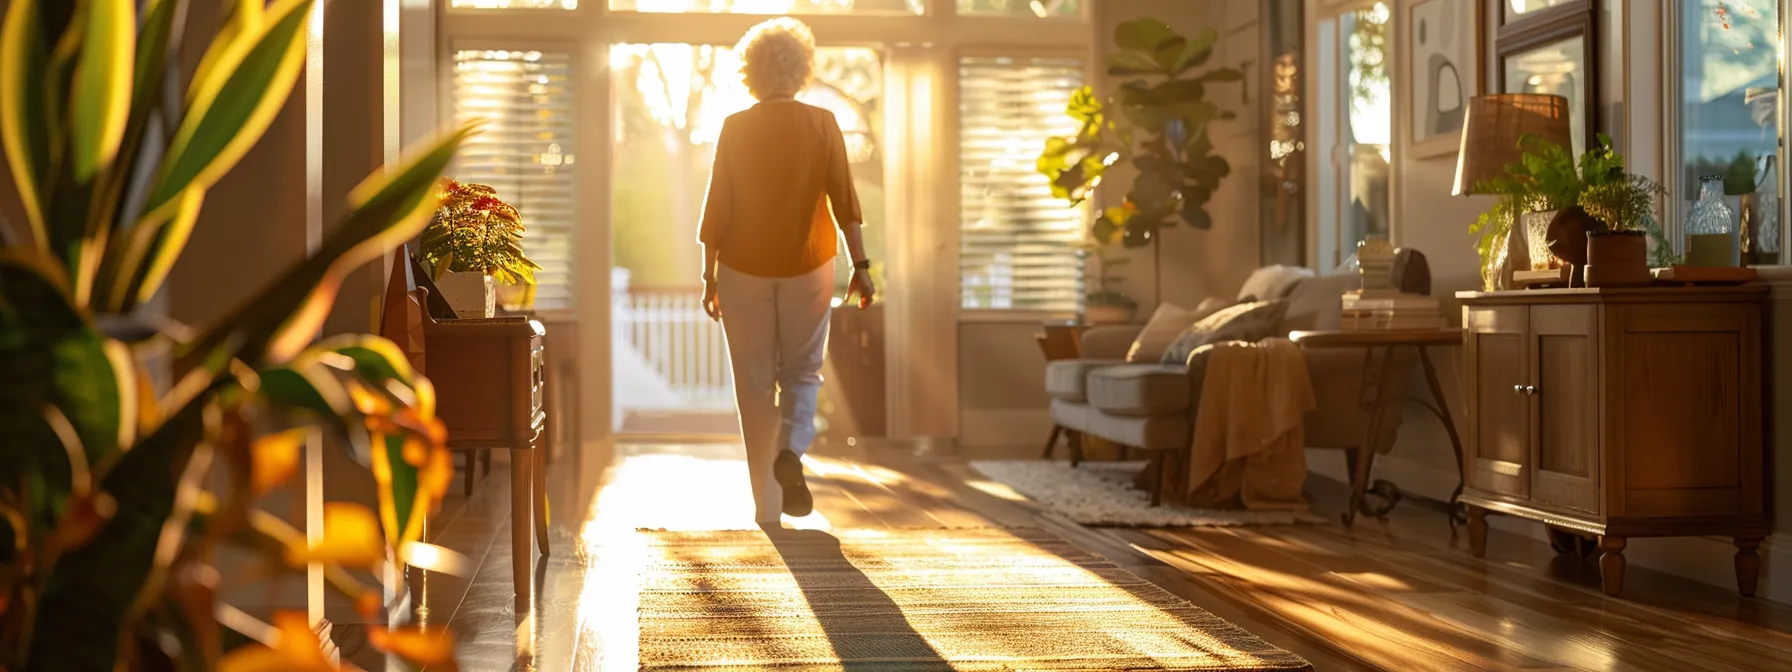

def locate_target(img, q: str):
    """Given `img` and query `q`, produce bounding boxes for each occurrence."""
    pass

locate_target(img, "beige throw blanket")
[1186,338,1315,510]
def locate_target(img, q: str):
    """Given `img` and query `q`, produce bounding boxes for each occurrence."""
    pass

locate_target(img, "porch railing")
[613,274,734,412]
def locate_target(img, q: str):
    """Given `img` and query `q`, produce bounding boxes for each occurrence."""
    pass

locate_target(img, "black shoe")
[774,450,813,517]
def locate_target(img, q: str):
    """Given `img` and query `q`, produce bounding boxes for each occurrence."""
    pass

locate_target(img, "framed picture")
[1408,0,1482,157]
[1490,0,1597,155]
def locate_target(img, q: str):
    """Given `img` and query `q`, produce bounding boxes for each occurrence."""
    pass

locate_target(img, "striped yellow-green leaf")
[188,0,264,109]
[0,0,51,248]
[136,0,311,232]
[68,0,134,183]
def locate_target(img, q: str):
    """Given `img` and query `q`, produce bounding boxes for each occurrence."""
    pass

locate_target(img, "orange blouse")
[696,100,863,278]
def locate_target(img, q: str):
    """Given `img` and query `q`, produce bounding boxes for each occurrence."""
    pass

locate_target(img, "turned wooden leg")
[1066,430,1086,467]
[462,453,476,497]
[1041,424,1062,459]
[1466,507,1488,559]
[534,446,551,557]
[1598,536,1627,597]
[481,448,493,476]
[511,448,534,618]
[1736,536,1764,597]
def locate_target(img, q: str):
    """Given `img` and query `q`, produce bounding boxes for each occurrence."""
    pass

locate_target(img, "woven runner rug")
[969,461,1327,527]
[636,526,1311,671]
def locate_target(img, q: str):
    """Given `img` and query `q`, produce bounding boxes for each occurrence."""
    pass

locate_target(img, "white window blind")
[958,56,1086,312]
[450,50,577,312]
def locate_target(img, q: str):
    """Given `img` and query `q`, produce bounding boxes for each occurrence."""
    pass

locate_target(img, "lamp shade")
[1452,94,1572,195]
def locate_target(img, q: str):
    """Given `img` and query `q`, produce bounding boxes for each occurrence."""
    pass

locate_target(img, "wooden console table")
[1457,286,1768,597]
[424,316,550,616]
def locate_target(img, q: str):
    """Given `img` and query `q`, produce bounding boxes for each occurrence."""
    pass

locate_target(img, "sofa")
[1044,251,1431,507]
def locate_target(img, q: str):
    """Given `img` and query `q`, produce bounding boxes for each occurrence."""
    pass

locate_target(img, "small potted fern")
[420,179,542,317]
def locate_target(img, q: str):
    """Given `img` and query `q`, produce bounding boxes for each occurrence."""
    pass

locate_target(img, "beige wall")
[958,0,1266,449]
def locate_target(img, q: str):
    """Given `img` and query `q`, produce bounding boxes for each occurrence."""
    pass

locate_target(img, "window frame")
[1311,0,1400,273]
[951,46,1095,321]
[1662,0,1789,266]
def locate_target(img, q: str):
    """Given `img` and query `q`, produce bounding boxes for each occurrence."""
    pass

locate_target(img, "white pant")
[718,262,832,522]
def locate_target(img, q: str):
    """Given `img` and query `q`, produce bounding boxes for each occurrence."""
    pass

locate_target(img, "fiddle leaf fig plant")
[0,0,472,669]
[1037,18,1243,247]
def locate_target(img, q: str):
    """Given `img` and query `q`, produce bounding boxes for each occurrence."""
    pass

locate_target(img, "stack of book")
[1341,290,1443,330]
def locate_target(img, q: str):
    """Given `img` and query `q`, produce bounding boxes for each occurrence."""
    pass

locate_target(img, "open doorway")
[607,43,886,438]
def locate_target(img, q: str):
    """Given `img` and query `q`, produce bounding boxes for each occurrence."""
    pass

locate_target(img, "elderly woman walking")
[699,17,874,524]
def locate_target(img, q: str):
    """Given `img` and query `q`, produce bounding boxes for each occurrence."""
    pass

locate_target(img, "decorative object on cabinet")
[1036,18,1244,304]
[1685,174,1741,267]
[1746,156,1781,263]
[1407,0,1484,156]
[1454,93,1572,289]
[419,178,543,317]
[1457,286,1768,598]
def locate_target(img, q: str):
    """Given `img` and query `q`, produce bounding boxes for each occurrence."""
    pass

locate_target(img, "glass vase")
[1685,174,1739,267]
[1757,157,1781,257]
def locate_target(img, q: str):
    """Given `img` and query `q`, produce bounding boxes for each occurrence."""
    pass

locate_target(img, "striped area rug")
[636,527,1311,671]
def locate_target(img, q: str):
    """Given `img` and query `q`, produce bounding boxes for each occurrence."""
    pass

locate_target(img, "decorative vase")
[1584,231,1650,287]
[1686,174,1739,267]
[436,271,495,318]
[1083,302,1137,325]
[1522,210,1560,271]
[1753,156,1780,262]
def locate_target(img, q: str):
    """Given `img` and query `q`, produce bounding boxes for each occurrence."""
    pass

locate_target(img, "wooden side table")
[1289,329,1467,528]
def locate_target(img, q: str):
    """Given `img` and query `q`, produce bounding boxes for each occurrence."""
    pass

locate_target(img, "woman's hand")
[846,268,876,309]
[702,276,721,321]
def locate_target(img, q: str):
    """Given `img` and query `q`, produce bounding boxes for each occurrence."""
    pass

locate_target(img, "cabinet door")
[1465,306,1529,498]
[1530,305,1600,513]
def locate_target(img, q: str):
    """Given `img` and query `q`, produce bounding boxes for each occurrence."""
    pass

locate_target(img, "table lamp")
[1454,94,1573,288]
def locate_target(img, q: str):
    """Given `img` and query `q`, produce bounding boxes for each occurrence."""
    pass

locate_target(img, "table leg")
[1418,348,1469,529]
[511,448,534,618]
[534,445,550,557]
[1344,347,1397,528]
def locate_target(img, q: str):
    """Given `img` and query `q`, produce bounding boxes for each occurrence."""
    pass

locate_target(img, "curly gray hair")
[735,17,815,100]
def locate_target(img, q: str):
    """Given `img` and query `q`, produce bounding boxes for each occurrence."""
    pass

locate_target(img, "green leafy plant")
[0,0,473,669]
[419,178,540,287]
[1036,18,1244,246]
[1469,134,1678,285]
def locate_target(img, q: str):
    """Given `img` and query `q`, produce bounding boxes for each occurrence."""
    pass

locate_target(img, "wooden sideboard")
[1457,286,1769,597]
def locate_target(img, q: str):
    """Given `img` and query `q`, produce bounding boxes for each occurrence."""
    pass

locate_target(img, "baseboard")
[1304,449,1789,604]
[960,409,1052,450]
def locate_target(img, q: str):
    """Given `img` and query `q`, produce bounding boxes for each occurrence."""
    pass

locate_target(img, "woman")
[699,17,874,524]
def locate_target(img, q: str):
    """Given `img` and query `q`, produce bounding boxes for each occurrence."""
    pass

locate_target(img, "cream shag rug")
[636,527,1312,671]
[969,461,1326,527]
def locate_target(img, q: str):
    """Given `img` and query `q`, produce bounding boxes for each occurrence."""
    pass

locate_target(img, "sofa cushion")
[1281,270,1360,333]
[1237,265,1315,303]
[1044,359,1122,402]
[1087,363,1190,416]
[1125,301,1226,362]
[1160,299,1290,365]
[1049,398,1094,433]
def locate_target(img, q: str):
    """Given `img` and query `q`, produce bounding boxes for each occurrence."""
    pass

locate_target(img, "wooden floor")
[404,440,1792,671]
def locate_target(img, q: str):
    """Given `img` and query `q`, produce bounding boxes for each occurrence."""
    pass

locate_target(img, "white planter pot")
[436,272,494,319]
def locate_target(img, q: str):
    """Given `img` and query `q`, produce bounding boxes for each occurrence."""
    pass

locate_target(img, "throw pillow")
[1160,300,1290,365]
[1236,265,1315,304]
[1125,300,1229,362]
[1282,271,1361,333]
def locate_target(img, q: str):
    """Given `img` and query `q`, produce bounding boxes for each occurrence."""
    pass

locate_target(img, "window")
[450,50,577,311]
[957,0,1079,18]
[1490,0,1596,152]
[1317,2,1392,270]
[958,56,1085,312]
[608,0,921,14]
[1676,0,1783,264]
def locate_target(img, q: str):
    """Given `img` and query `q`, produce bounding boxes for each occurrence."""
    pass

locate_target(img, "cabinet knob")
[1513,384,1525,394]
[1524,385,1538,396]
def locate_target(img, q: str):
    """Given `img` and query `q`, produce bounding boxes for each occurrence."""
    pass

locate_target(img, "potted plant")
[0,1,466,668]
[418,179,541,317]
[1036,18,1243,305]
[1081,242,1138,324]
[1470,134,1676,288]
